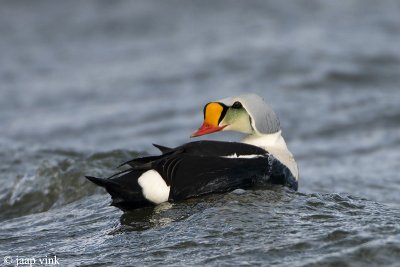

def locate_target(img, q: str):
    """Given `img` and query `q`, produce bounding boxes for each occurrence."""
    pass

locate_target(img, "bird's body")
[86,93,299,210]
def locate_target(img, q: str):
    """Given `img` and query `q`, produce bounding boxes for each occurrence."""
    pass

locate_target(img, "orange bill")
[191,102,227,137]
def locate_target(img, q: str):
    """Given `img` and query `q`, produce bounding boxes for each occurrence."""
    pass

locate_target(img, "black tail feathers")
[85,175,152,210]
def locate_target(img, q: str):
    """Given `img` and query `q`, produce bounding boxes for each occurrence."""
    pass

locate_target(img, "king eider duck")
[86,93,298,210]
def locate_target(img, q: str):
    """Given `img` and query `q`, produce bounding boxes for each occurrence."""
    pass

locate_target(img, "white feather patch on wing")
[223,153,262,159]
[138,170,170,204]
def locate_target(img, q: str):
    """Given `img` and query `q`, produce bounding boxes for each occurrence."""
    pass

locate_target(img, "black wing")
[167,140,268,157]
[156,154,271,200]
[119,141,269,168]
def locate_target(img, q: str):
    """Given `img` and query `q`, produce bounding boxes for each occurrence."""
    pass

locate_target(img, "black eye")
[232,101,242,109]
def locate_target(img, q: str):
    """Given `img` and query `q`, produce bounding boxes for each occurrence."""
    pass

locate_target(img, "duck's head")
[191,93,280,137]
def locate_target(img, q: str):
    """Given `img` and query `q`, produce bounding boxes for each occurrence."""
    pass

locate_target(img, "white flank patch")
[223,153,261,159]
[138,170,170,204]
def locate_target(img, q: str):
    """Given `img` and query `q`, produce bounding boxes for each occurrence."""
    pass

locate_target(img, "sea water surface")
[1,0,400,266]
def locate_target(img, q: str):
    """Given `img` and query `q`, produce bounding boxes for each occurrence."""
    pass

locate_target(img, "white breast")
[241,131,299,180]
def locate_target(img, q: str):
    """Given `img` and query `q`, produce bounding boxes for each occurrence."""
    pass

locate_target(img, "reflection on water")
[118,203,175,232]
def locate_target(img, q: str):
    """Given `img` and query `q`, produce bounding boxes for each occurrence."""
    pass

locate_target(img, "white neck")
[241,131,299,180]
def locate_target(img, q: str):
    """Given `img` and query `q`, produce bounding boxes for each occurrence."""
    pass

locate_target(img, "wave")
[0,149,141,221]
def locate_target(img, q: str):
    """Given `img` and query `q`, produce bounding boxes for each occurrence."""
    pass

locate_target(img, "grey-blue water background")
[1,1,400,266]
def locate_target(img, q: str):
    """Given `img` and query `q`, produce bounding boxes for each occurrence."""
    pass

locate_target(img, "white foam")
[138,170,170,204]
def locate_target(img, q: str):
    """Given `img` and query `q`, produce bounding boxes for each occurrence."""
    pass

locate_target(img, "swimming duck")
[86,93,298,210]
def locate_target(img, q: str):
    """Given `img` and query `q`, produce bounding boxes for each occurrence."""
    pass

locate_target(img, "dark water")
[1,0,400,266]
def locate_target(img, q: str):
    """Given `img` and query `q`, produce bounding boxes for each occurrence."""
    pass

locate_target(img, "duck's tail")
[85,171,152,210]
